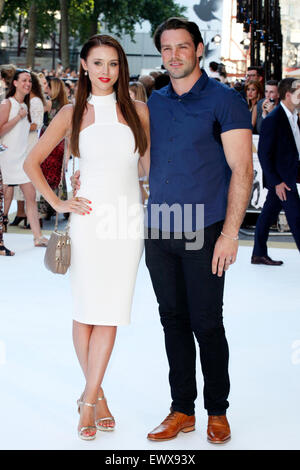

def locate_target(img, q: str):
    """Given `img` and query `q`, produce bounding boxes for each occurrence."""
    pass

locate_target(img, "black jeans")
[145,221,230,416]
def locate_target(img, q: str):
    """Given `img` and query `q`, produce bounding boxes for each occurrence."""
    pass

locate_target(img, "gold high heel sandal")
[77,400,97,441]
[95,395,115,432]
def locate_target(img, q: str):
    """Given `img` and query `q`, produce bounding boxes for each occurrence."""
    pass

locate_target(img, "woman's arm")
[24,104,90,215]
[0,100,27,137]
[135,100,150,177]
[64,135,71,171]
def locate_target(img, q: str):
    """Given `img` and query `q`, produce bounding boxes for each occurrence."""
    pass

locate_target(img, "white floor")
[0,233,300,450]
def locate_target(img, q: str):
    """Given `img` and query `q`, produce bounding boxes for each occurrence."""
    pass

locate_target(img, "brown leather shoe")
[251,255,283,266]
[147,411,195,441]
[207,415,231,444]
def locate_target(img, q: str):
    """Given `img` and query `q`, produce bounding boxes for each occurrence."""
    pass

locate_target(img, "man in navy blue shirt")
[145,18,253,444]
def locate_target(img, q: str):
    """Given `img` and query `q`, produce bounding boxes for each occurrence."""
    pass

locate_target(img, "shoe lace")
[163,412,179,423]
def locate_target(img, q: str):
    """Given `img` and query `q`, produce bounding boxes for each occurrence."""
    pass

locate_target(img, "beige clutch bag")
[44,148,73,275]
[44,228,71,275]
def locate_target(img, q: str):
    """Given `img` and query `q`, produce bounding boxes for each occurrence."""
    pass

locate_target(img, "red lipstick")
[99,77,111,83]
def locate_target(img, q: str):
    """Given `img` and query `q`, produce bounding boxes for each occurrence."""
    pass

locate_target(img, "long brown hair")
[6,69,31,122]
[71,34,147,157]
[30,71,46,106]
[245,80,264,109]
[129,81,147,103]
[49,77,69,109]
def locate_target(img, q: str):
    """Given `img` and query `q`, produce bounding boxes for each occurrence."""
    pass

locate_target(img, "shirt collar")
[166,69,209,98]
[281,101,298,122]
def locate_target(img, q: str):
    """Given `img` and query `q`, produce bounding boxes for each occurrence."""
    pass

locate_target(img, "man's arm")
[259,113,291,201]
[212,128,253,277]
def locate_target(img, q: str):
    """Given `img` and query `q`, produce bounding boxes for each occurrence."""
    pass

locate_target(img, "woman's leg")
[16,201,26,217]
[0,174,14,255]
[73,321,117,433]
[86,325,117,427]
[72,321,93,379]
[3,185,14,216]
[20,182,42,241]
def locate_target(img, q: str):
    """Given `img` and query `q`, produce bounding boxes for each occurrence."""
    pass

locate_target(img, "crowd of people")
[0,19,299,448]
[207,62,283,136]
[0,57,292,259]
[0,60,173,256]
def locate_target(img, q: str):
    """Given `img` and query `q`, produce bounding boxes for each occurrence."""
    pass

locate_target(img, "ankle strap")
[78,400,96,408]
[97,395,106,402]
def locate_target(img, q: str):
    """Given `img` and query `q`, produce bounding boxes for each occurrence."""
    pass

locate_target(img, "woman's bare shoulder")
[53,103,74,126]
[0,99,11,109]
[59,103,74,117]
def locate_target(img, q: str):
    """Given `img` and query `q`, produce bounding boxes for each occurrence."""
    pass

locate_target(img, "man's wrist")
[220,231,239,241]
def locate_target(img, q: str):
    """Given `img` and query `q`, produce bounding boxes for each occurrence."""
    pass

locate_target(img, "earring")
[84,70,88,76]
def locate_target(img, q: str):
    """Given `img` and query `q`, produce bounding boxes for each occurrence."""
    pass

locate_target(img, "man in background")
[245,66,264,86]
[256,80,280,134]
[251,78,300,265]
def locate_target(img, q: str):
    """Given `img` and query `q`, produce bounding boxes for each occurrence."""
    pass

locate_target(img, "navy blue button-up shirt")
[146,70,252,231]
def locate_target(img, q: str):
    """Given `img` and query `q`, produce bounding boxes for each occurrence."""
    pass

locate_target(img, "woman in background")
[11,71,47,228]
[245,80,263,134]
[48,77,69,121]
[0,69,47,246]
[0,64,16,102]
[0,152,14,256]
[0,66,15,254]
[39,77,69,220]
[129,81,147,103]
[38,72,52,125]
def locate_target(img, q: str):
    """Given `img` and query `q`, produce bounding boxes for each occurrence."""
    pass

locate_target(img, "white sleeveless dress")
[69,92,144,326]
[14,96,44,201]
[0,97,31,184]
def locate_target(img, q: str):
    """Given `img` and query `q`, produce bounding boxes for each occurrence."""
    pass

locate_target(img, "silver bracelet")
[220,231,239,241]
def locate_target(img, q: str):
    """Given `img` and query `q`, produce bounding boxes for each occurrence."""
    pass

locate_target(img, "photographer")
[256,80,279,134]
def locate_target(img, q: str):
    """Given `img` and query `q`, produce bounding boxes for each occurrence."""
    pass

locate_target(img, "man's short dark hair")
[209,61,219,72]
[153,17,203,53]
[247,66,264,78]
[266,80,278,87]
[278,78,300,101]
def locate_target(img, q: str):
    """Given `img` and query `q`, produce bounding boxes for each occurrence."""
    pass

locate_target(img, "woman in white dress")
[11,71,46,227]
[24,35,150,440]
[0,69,47,246]
[27,73,45,154]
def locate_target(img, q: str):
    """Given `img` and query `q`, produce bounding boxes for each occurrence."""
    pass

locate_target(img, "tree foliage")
[1,0,186,43]
[0,0,187,67]
[0,0,59,43]
[68,0,187,42]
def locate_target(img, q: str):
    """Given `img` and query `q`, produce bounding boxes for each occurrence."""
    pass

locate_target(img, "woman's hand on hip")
[54,196,92,215]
